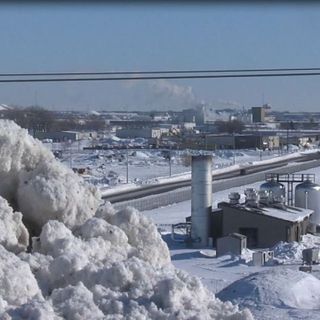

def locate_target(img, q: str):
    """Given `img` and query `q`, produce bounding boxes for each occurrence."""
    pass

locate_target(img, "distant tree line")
[3,106,106,135]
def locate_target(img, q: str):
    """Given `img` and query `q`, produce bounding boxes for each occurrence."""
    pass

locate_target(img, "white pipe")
[191,155,212,247]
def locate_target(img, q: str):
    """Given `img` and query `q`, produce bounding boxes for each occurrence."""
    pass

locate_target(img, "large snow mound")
[217,268,320,310]
[0,120,100,233]
[0,120,253,319]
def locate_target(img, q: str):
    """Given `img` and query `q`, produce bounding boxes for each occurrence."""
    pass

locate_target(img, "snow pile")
[15,211,252,319]
[0,245,41,310]
[0,120,100,233]
[217,268,320,310]
[272,234,320,262]
[0,120,253,319]
[0,196,28,253]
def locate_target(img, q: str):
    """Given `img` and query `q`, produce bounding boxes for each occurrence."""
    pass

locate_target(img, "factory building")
[189,155,317,249]
[215,198,312,248]
[205,133,279,150]
[116,127,168,139]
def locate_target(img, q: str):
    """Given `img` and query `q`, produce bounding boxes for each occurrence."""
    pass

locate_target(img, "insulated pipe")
[191,155,212,247]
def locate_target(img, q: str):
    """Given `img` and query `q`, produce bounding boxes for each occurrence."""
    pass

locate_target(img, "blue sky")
[0,3,320,111]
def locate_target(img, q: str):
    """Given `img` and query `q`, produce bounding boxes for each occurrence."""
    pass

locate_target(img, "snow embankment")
[0,120,252,319]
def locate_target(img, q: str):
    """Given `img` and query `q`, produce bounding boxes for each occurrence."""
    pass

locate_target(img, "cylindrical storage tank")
[295,180,320,225]
[191,155,212,247]
[260,179,285,203]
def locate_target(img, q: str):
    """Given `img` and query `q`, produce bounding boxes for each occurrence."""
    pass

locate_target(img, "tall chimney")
[191,155,212,247]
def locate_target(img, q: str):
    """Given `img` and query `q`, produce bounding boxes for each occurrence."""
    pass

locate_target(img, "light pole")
[126,147,129,184]
[232,132,236,165]
[286,121,289,153]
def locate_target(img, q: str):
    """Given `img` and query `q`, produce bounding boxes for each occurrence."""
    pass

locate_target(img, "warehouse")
[214,196,312,248]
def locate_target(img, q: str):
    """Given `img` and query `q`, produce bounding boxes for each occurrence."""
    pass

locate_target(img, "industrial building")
[116,127,167,139]
[204,133,279,150]
[252,106,266,123]
[215,197,312,248]
[34,130,97,142]
[188,155,319,250]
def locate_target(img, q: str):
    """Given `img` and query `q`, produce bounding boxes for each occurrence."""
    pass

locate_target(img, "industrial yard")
[143,165,320,319]
[39,137,320,319]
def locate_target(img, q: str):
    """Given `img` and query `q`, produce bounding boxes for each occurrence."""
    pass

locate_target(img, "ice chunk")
[17,161,100,232]
[51,282,105,320]
[108,207,171,267]
[0,196,29,253]
[0,245,41,306]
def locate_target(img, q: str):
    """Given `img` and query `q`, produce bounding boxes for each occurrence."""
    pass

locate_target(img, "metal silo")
[260,179,285,203]
[295,180,320,226]
[191,155,212,247]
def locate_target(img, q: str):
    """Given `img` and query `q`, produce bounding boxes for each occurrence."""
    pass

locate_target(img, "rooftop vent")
[228,192,240,204]
[244,188,259,207]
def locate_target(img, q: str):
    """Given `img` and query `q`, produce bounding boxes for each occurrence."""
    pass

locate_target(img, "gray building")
[252,107,265,123]
[205,133,279,150]
[116,127,164,139]
[216,233,247,257]
[35,131,80,142]
[215,201,312,248]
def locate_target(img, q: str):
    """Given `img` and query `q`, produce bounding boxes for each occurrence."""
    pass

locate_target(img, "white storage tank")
[260,179,285,202]
[191,155,212,247]
[295,180,320,226]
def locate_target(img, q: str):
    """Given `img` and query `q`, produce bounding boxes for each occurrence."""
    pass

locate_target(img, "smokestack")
[191,155,212,247]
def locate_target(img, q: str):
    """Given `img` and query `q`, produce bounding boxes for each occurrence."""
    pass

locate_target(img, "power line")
[1,67,320,77]
[0,71,320,83]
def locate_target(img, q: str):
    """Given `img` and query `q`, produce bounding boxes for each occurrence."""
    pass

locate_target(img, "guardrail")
[112,158,320,212]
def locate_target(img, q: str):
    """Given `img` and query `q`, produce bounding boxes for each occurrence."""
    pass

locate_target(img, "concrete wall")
[113,159,320,212]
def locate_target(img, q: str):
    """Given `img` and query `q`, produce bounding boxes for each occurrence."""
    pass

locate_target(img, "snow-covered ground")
[43,138,313,189]
[142,165,320,319]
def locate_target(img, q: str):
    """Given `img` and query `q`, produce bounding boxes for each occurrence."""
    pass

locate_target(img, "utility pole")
[259,132,262,161]
[69,140,73,168]
[169,150,172,177]
[126,147,129,184]
[287,121,289,153]
[232,132,236,165]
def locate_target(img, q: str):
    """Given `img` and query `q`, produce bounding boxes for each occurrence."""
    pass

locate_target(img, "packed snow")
[217,268,320,310]
[0,120,252,319]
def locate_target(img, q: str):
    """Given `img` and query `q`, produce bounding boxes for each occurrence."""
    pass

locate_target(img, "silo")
[260,179,285,203]
[191,155,212,247]
[295,180,320,226]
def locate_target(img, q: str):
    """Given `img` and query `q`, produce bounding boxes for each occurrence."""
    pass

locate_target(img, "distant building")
[35,131,80,142]
[35,130,98,142]
[116,127,165,139]
[252,107,266,123]
[205,133,279,150]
